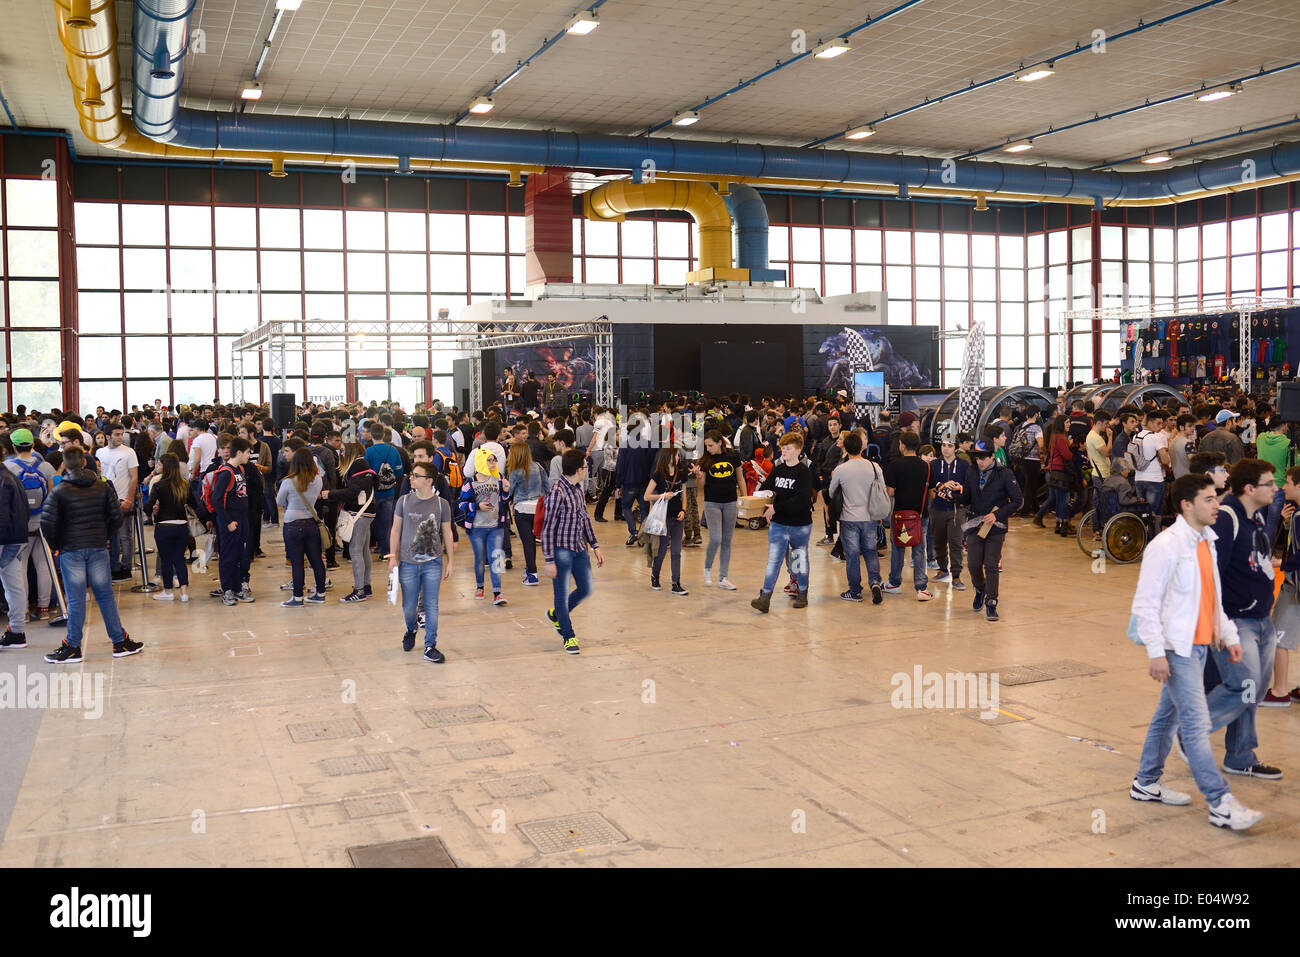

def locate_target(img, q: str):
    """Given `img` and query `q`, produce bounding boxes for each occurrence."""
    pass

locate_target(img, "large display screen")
[854,370,886,405]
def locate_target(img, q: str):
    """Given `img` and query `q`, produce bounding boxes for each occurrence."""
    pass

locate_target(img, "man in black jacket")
[521,371,541,413]
[814,415,844,546]
[960,440,1023,623]
[41,448,141,662]
[0,459,31,648]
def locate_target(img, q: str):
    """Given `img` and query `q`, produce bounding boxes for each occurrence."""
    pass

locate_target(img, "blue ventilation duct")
[132,0,198,142]
[132,3,1300,203]
[724,184,784,282]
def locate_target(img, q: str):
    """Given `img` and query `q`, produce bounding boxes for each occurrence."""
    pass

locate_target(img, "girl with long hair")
[693,429,744,589]
[323,442,376,601]
[506,440,548,585]
[645,447,688,596]
[276,446,327,605]
[144,452,192,602]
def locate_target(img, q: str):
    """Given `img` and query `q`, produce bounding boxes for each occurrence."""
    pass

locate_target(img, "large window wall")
[1,173,63,410]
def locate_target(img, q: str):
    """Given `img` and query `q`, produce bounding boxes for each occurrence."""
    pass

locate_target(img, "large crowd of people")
[0,379,1295,830]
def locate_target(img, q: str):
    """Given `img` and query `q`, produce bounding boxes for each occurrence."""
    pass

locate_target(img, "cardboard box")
[737,496,768,520]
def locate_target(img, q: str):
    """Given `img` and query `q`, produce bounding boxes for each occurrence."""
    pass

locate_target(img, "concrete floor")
[1,511,1297,867]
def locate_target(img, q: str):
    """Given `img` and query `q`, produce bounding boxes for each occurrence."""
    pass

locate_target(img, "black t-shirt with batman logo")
[702,452,742,503]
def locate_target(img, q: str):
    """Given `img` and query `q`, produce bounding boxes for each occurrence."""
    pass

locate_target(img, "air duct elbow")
[724,183,785,283]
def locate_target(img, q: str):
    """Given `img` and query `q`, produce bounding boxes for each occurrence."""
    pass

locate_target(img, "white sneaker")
[916,589,934,602]
[703,569,713,586]
[933,572,952,584]
[717,577,737,590]
[179,592,190,603]
[1129,779,1191,805]
[1209,793,1263,830]
[881,583,902,595]
[152,592,175,602]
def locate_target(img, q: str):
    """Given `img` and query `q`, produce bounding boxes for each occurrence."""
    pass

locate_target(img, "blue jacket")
[615,444,657,495]
[960,462,1022,526]
[1213,494,1275,619]
[928,456,970,511]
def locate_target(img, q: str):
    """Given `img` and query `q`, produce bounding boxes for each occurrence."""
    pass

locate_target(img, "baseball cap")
[898,411,918,428]
[1215,410,1241,424]
[10,428,33,448]
[972,440,995,458]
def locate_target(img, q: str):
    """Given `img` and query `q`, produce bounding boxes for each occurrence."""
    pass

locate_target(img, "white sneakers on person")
[717,577,737,590]
[152,592,175,602]
[1129,779,1191,805]
[916,590,934,602]
[881,584,902,595]
[1208,793,1263,830]
[703,569,712,586]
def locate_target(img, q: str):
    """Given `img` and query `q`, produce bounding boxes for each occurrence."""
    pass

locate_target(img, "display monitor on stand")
[853,369,887,427]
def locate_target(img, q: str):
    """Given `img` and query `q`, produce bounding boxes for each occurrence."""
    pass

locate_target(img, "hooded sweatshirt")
[1256,430,1293,486]
[1212,494,1275,619]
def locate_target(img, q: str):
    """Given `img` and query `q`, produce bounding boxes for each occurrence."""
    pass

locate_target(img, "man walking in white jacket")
[1129,472,1262,830]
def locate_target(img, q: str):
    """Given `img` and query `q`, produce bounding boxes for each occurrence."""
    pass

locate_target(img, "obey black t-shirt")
[702,452,742,503]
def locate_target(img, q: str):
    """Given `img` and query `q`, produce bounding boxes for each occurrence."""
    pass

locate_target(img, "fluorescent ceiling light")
[1196,81,1243,102]
[275,0,302,9]
[672,111,700,126]
[813,37,851,59]
[1003,139,1033,153]
[565,10,599,34]
[1141,152,1172,164]
[1014,64,1054,82]
[468,97,494,114]
[240,81,262,100]
[845,125,875,140]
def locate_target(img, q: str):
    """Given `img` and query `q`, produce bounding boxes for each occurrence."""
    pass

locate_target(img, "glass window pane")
[11,330,61,376]
[388,212,426,251]
[824,263,852,296]
[303,209,344,248]
[1027,266,1045,300]
[304,293,344,323]
[260,207,300,248]
[915,301,940,327]
[584,257,618,284]
[1126,227,1149,261]
[345,210,385,250]
[78,247,120,288]
[1026,235,1044,269]
[263,293,301,323]
[943,267,968,299]
[887,299,913,325]
[79,291,121,333]
[174,379,215,406]
[1177,260,1198,298]
[998,235,1024,268]
[999,267,1024,300]
[172,336,215,377]
[791,227,820,261]
[969,234,994,268]
[1262,250,1287,288]
[430,254,467,291]
[260,251,302,291]
[216,292,258,333]
[1070,227,1091,261]
[8,280,59,326]
[124,291,168,332]
[507,215,523,254]
[792,262,820,291]
[1000,302,1025,335]
[470,254,506,293]
[769,226,789,261]
[1203,258,1226,295]
[469,214,507,253]
[1099,225,1123,259]
[7,231,59,276]
[127,379,171,408]
[389,294,426,324]
[168,205,211,246]
[654,258,686,285]
[943,232,968,266]
[172,292,213,333]
[1261,212,1288,251]
[1153,227,1174,262]
[1176,225,1199,260]
[509,255,524,294]
[215,249,257,290]
[915,231,941,266]
[854,229,881,263]
[658,222,689,258]
[170,248,212,290]
[621,220,653,257]
[1154,263,1174,300]
[823,228,851,263]
[1128,262,1150,298]
[215,207,257,247]
[12,381,61,411]
[854,264,881,292]
[304,251,345,291]
[1047,230,1066,264]
[347,252,387,292]
[389,252,428,292]
[6,180,58,226]
[119,204,165,245]
[971,268,996,300]
[944,301,968,328]
[429,213,466,252]
[884,230,911,264]
[1101,260,1123,297]
[75,202,119,244]
[1202,221,1227,258]
[1230,217,1256,255]
[1231,254,1256,292]
[1071,263,1092,300]
[883,265,910,298]
[122,248,166,289]
[914,266,940,298]
[80,379,125,413]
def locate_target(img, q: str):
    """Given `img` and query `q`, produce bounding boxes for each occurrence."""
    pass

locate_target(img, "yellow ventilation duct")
[583,180,747,283]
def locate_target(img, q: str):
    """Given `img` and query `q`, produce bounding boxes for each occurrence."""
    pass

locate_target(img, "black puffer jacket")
[40,468,123,551]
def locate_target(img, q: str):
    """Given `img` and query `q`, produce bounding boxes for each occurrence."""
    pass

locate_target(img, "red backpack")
[200,464,238,516]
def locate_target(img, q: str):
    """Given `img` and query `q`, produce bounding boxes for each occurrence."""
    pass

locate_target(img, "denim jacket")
[1130,515,1240,660]
[508,463,549,510]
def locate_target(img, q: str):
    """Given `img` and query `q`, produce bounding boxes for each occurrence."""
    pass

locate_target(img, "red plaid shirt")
[540,476,598,562]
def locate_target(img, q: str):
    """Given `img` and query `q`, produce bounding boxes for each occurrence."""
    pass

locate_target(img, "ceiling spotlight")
[1141,152,1173,164]
[672,111,700,126]
[565,9,600,34]
[1196,81,1244,102]
[1014,64,1055,82]
[1003,139,1033,153]
[275,0,303,8]
[240,81,263,100]
[468,97,494,114]
[813,37,852,59]
[845,125,876,140]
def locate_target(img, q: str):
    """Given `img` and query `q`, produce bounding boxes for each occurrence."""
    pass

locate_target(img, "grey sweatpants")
[349,513,374,590]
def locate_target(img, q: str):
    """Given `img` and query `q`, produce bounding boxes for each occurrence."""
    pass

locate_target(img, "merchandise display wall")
[1118,305,1300,389]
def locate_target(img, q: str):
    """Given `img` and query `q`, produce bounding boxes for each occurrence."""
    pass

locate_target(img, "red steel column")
[55,136,80,411]
[524,169,574,287]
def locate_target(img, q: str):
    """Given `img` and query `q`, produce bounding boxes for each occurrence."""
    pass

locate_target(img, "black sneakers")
[113,635,144,657]
[984,600,999,622]
[402,630,416,652]
[1,629,27,649]
[670,582,689,597]
[871,584,883,605]
[424,646,445,664]
[650,576,662,591]
[339,590,367,603]
[1224,763,1283,780]
[44,641,82,663]
[972,590,985,612]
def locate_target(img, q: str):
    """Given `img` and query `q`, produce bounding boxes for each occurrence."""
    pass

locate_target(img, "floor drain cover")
[417,705,493,727]
[482,775,550,798]
[342,792,407,818]
[993,665,1055,686]
[448,739,513,760]
[518,812,627,854]
[287,718,363,743]
[1026,659,1106,679]
[348,836,456,868]
[320,754,389,776]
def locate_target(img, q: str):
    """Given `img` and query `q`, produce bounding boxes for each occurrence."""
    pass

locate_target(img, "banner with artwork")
[803,325,938,397]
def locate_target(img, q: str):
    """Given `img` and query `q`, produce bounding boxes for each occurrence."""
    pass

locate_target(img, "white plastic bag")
[387,565,399,605]
[642,496,670,537]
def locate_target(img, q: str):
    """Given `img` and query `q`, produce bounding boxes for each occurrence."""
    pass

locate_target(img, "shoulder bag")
[292,483,331,552]
[890,463,929,547]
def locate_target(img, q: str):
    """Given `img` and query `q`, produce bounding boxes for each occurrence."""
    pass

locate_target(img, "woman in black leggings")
[145,452,192,602]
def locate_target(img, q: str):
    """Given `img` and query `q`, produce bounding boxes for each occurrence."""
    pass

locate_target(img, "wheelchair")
[1075,485,1149,564]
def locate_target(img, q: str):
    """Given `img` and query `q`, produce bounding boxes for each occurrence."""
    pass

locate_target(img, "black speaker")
[271,393,295,430]
[1042,371,1052,389]
[619,377,630,407]
[460,388,470,412]
[1277,382,1300,423]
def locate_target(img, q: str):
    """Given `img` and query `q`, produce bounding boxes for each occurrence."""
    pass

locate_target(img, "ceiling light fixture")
[1196,81,1244,102]
[1140,152,1173,164]
[845,125,876,140]
[1014,64,1055,82]
[1003,139,1033,153]
[468,97,494,114]
[565,9,600,34]
[813,37,852,59]
[275,0,303,9]
[672,111,700,126]
[240,81,263,100]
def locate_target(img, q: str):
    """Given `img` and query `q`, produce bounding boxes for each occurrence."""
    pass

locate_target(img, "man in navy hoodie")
[213,437,253,606]
[614,415,658,547]
[959,440,1022,622]
[1205,458,1283,779]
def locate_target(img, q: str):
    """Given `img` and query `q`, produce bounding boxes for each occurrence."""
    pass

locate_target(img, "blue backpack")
[6,456,51,521]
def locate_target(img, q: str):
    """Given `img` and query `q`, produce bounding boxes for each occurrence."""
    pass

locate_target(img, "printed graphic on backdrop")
[495,338,597,395]
[809,326,936,396]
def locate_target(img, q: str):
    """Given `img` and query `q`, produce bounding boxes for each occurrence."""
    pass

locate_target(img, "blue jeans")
[1053,485,1071,522]
[1264,487,1286,547]
[1136,480,1165,536]
[58,548,126,649]
[888,540,928,591]
[551,547,593,640]
[924,516,935,563]
[761,522,811,593]
[1136,645,1230,804]
[468,525,504,590]
[1206,617,1277,770]
[621,487,647,538]
[399,558,443,648]
[840,520,881,594]
[372,496,396,555]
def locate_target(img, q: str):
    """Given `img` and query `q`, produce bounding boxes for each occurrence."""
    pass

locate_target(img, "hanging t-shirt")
[1195,357,1208,378]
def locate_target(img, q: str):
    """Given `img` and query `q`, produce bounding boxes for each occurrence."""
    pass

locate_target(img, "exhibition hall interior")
[3,0,1300,876]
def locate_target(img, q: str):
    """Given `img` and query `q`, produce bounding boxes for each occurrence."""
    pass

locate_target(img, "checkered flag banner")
[843,327,874,372]
[957,320,986,435]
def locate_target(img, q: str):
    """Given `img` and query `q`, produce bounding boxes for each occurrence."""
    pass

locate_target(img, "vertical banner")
[957,320,985,437]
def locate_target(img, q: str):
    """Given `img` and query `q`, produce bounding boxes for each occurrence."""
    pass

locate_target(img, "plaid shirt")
[541,475,598,562]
